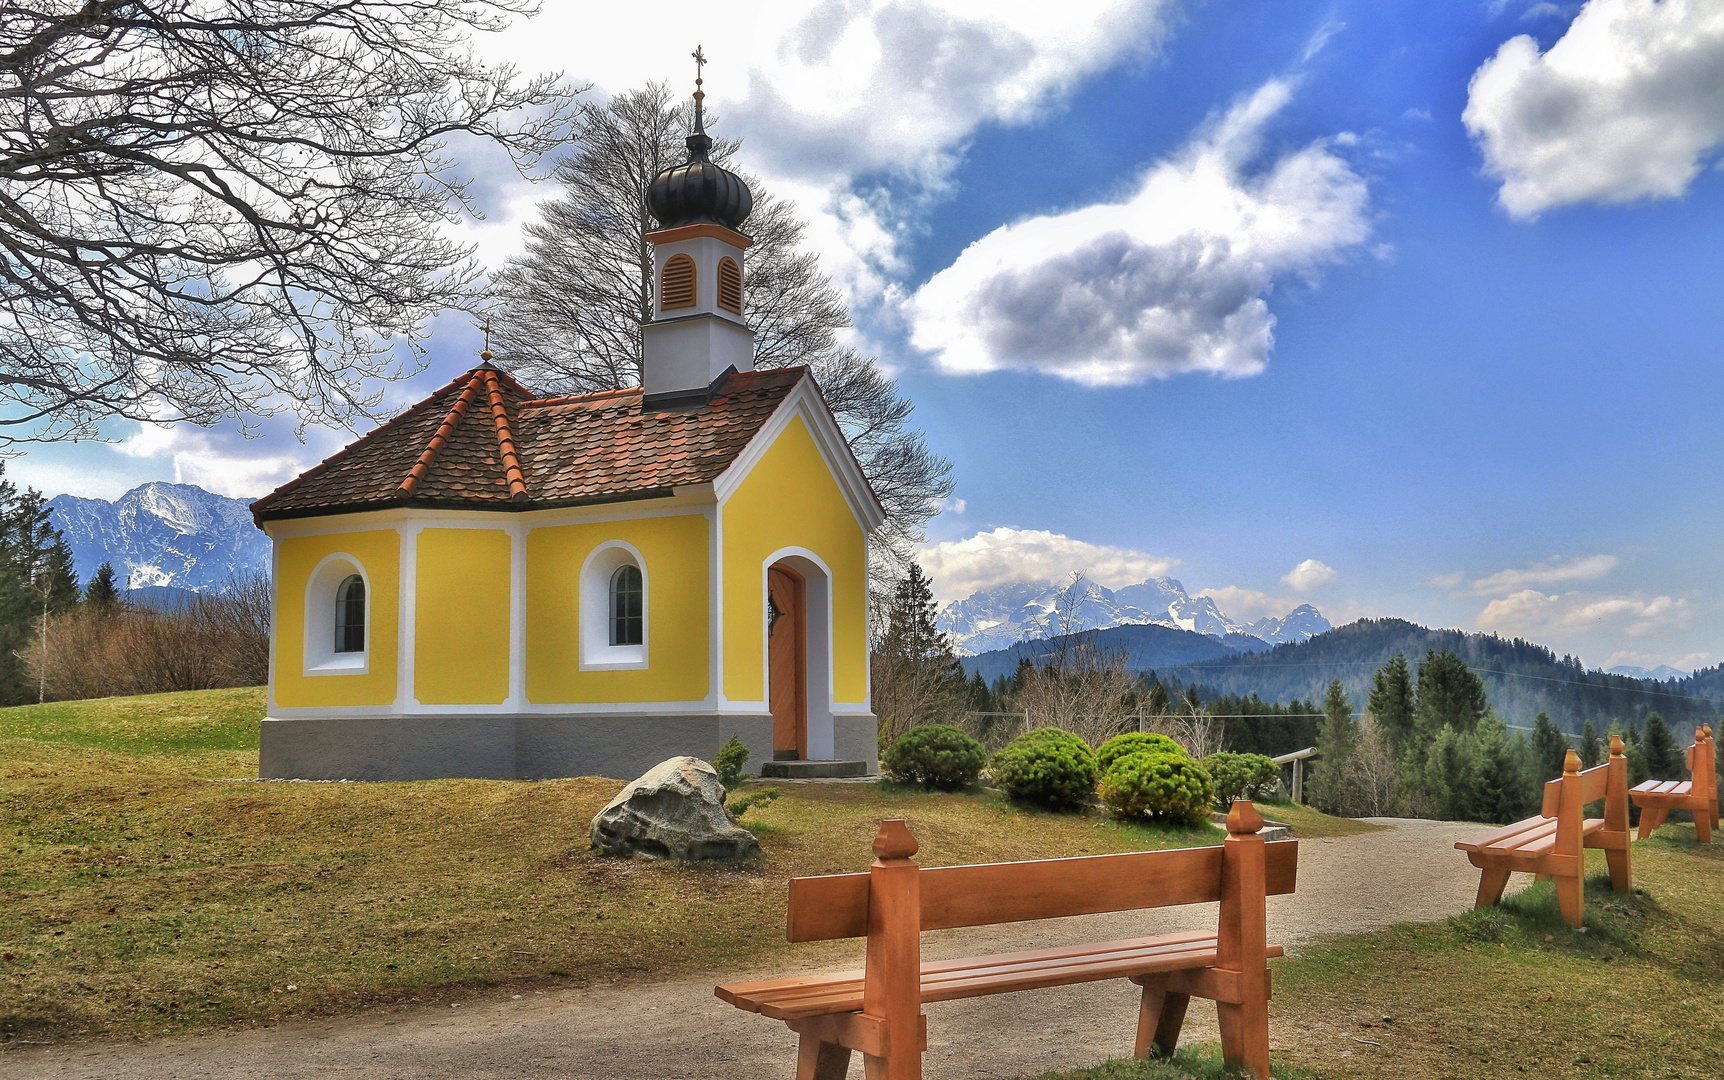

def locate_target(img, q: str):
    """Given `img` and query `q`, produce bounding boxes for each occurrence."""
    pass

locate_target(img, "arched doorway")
[767,563,807,760]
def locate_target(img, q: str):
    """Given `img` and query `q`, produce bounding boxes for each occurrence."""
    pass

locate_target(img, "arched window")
[609,564,643,646]
[334,574,366,653]
[660,253,696,310]
[717,256,743,314]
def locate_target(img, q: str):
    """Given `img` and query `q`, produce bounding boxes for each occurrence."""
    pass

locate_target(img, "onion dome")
[646,54,753,231]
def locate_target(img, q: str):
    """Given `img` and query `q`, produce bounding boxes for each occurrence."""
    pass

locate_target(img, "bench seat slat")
[1457,816,1607,859]
[717,932,1286,1021]
[1631,779,1691,797]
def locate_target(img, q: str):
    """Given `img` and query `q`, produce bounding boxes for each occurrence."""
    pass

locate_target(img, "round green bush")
[990,728,1099,810]
[1096,732,1187,773]
[882,724,987,791]
[1200,752,1280,809]
[1099,751,1214,825]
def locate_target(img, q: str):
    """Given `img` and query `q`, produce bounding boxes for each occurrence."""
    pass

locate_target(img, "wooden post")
[1704,725,1719,833]
[1603,735,1632,891]
[863,819,922,1080]
[1215,800,1271,1080]
[1134,986,1189,1059]
[1553,749,1585,927]
[1291,758,1303,805]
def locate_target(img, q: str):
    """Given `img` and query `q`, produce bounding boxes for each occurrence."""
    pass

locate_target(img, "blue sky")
[21,0,1724,672]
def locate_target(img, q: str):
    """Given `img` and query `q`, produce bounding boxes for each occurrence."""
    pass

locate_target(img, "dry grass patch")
[1251,801,1385,839]
[0,689,1241,1043]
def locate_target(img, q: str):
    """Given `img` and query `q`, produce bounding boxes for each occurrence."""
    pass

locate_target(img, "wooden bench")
[716,802,1296,1080]
[1630,723,1716,843]
[1455,736,1631,927]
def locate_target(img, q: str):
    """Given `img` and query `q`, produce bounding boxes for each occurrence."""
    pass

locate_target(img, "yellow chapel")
[249,97,881,781]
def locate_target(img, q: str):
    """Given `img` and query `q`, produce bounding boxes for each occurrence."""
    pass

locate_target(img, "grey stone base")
[259,712,879,782]
[760,759,870,779]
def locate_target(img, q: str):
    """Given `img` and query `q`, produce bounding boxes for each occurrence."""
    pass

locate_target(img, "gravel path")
[6,818,1496,1080]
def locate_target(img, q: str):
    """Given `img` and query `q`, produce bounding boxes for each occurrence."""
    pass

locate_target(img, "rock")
[590,756,761,862]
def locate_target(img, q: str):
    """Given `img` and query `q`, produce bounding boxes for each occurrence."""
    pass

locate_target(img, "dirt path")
[7,819,1497,1080]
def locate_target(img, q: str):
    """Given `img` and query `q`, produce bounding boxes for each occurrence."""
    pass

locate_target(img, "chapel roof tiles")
[250,365,809,523]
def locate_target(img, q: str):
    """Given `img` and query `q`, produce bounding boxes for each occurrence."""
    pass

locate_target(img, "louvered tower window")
[717,257,743,315]
[660,254,696,310]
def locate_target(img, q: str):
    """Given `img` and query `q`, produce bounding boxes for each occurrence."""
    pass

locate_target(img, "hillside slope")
[1156,618,1718,735]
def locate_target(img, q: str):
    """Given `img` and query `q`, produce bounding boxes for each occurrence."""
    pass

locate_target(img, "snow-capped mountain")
[1606,664,1690,682]
[935,576,1330,656]
[47,483,269,592]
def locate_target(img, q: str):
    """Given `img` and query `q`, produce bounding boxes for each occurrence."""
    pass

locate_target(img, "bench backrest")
[1538,736,1629,853]
[1686,725,1716,802]
[789,839,1298,941]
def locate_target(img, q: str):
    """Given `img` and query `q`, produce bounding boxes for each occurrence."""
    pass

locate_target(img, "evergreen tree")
[1474,721,1534,824]
[1367,652,1416,758]
[1578,720,1603,769]
[1611,721,1651,791]
[1529,712,1569,782]
[1312,679,1358,814]
[1144,679,1170,717]
[1415,649,1490,738]
[1640,712,1684,779]
[871,564,964,743]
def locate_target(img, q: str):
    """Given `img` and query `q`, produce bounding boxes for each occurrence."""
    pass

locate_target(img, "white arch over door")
[761,547,835,760]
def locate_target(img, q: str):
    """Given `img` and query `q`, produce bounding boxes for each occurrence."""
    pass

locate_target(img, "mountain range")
[47,483,269,593]
[936,575,1330,656]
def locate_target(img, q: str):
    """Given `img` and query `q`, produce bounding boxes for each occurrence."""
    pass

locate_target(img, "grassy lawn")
[1019,825,1724,1080]
[0,688,1251,1043]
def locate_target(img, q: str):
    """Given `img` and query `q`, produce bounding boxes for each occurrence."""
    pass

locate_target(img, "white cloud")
[1476,590,1689,638]
[466,1,1181,309]
[1464,0,1724,218]
[1427,571,1466,589]
[905,79,1371,385]
[916,527,1179,600]
[1467,554,1619,596]
[118,421,333,500]
[1281,558,1338,591]
[1195,586,1286,624]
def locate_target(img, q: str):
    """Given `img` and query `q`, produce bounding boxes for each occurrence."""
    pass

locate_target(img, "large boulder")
[590,756,761,861]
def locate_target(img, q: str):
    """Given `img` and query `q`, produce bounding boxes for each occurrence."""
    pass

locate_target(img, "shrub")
[1201,752,1280,808]
[1096,732,1186,772]
[1099,751,1214,825]
[713,735,750,795]
[883,724,987,791]
[991,728,1100,810]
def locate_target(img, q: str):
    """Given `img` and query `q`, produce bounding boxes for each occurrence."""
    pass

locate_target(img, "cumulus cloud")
[1466,554,1619,596]
[1281,558,1338,591]
[1477,590,1689,639]
[916,527,1179,601]
[1464,0,1724,218]
[1195,586,1287,624]
[118,420,333,500]
[905,79,1371,385]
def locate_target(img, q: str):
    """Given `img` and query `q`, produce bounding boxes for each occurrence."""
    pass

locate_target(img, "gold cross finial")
[692,45,707,132]
[479,318,493,363]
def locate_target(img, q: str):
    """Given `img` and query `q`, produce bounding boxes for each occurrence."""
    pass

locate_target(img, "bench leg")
[1696,808,1712,844]
[1636,806,1668,841]
[1605,846,1631,892]
[1217,990,1271,1080]
[1555,872,1584,928]
[796,1033,852,1080]
[1134,987,1189,1059]
[1475,868,1511,909]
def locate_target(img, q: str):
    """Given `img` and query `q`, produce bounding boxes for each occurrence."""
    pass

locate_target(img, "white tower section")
[641,223,755,402]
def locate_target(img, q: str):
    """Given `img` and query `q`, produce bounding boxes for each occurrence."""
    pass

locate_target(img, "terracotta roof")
[251,366,810,523]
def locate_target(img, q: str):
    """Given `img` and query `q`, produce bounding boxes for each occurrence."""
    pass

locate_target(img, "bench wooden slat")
[1631,779,1689,796]
[787,840,1297,942]
[719,932,1288,1020]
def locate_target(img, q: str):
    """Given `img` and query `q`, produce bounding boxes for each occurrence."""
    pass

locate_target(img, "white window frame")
[580,541,648,670]
[304,553,369,676]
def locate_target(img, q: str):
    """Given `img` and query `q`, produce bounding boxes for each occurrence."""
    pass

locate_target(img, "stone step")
[759,759,872,779]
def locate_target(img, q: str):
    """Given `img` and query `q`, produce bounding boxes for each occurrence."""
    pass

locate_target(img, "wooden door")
[768,565,807,760]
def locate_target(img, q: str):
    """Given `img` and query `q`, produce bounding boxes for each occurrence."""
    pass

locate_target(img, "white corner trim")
[711,378,885,533]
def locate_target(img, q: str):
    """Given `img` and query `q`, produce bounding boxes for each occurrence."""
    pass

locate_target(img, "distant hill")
[46,482,268,593]
[1153,618,1718,737]
[959,622,1266,683]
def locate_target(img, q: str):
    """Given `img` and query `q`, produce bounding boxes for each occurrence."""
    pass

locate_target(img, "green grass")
[0,689,1235,1043]
[1013,1045,1311,1080]
[1250,800,1387,839]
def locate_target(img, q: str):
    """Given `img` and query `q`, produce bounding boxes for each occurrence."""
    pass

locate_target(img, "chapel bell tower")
[641,48,755,405]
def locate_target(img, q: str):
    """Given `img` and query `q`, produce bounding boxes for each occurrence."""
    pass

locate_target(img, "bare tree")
[1346,717,1401,818]
[491,82,952,574]
[1,0,579,444]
